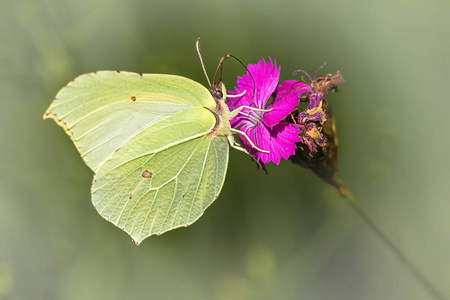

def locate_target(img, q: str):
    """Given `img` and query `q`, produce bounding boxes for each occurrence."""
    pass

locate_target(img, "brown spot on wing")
[142,170,153,178]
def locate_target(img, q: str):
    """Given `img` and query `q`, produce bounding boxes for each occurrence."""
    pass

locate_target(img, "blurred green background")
[1,0,449,299]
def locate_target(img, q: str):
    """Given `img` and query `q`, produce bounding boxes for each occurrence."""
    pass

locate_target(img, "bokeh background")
[1,0,449,299]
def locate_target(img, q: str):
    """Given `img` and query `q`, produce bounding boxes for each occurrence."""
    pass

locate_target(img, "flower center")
[246,109,265,126]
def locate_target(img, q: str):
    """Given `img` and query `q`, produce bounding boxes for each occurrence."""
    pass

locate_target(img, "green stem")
[344,192,446,300]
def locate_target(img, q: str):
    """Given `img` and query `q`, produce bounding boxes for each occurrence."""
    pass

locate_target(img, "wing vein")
[186,138,211,224]
[136,189,159,239]
[160,177,178,233]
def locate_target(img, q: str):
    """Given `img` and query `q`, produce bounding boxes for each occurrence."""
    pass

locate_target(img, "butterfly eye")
[215,90,223,99]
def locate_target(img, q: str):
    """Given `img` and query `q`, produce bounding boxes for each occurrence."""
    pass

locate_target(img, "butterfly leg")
[226,90,247,99]
[229,128,269,154]
[227,134,268,169]
[228,106,272,120]
[227,135,250,154]
[227,134,259,159]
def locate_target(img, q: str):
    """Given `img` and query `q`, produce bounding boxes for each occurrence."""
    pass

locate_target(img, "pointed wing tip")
[124,218,199,245]
[129,230,164,246]
[43,109,55,120]
[43,110,57,121]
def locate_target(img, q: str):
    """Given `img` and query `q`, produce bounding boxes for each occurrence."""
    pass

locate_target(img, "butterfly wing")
[44,71,229,243]
[92,131,228,244]
[44,71,217,172]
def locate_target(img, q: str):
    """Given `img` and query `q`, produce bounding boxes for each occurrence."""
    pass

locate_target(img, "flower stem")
[344,192,446,300]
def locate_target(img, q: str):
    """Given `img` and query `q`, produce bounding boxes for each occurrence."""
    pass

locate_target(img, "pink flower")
[227,58,305,165]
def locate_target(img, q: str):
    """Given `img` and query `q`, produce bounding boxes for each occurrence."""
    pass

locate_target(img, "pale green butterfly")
[44,39,267,245]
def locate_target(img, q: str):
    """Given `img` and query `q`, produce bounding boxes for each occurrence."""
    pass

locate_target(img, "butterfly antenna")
[211,52,257,103]
[212,54,230,85]
[228,54,256,97]
[196,38,211,87]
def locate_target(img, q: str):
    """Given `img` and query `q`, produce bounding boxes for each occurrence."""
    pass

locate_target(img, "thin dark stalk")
[344,192,446,300]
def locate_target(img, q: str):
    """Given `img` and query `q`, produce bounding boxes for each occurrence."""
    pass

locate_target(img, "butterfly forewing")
[44,71,217,172]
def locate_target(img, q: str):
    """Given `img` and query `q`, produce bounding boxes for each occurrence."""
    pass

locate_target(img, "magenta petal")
[249,58,280,108]
[236,124,259,158]
[228,58,308,166]
[227,74,254,110]
[228,58,280,110]
[263,80,310,128]
[255,122,302,165]
[275,80,312,101]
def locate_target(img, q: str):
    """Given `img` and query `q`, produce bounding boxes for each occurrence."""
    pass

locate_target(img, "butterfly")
[43,39,264,244]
